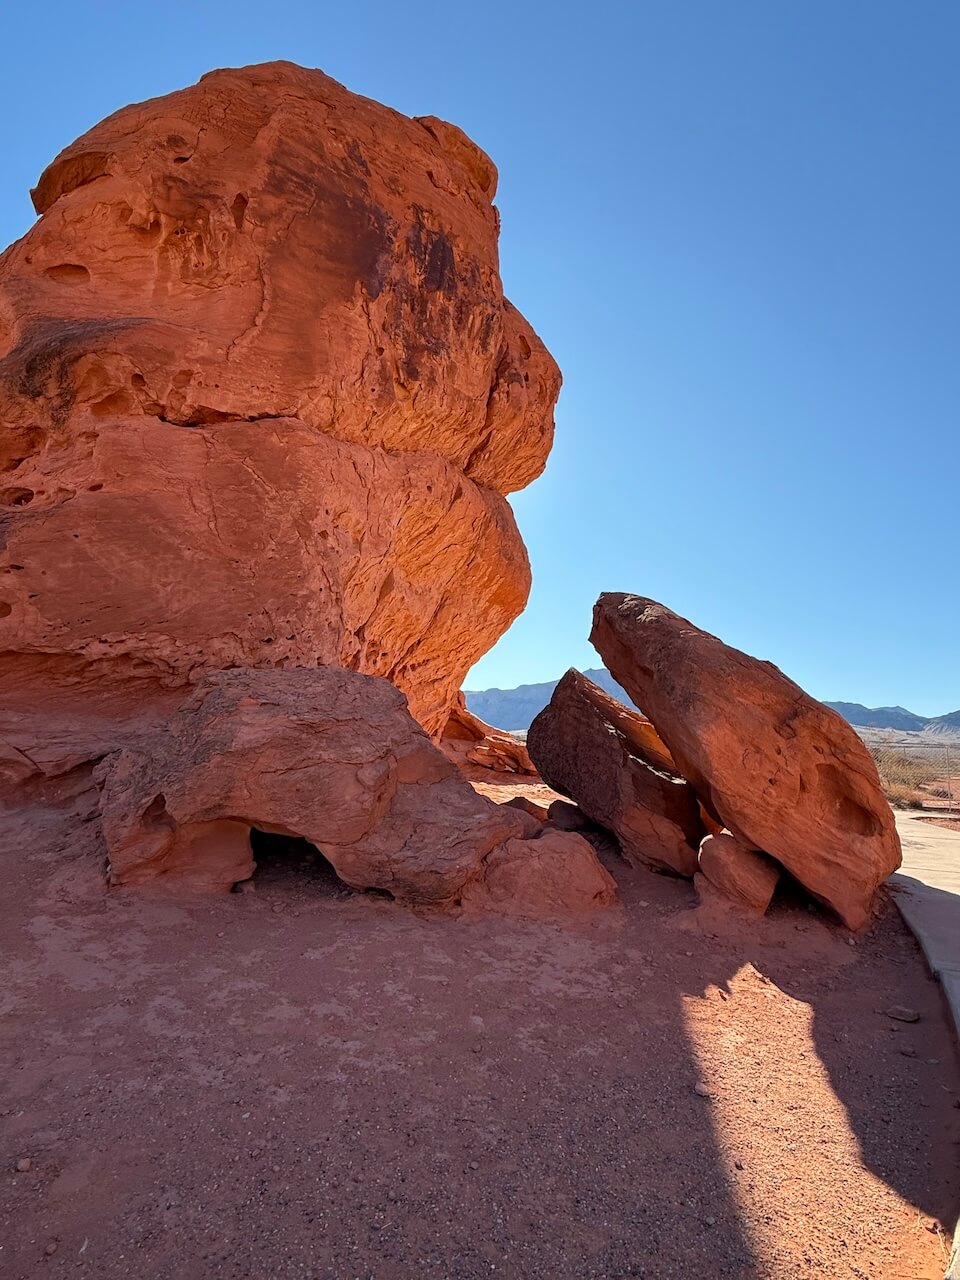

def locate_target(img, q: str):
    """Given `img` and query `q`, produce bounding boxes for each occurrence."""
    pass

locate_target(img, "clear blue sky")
[3,2,957,714]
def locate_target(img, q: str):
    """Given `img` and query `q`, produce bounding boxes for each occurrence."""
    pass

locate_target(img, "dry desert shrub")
[869,747,948,808]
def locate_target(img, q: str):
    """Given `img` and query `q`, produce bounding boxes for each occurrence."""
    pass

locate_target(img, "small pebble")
[271,904,284,914]
[15,1158,31,1173]
[704,1215,716,1226]
[468,1161,479,1170]
[926,1057,940,1065]
[45,1242,58,1256]
[694,1083,712,1099]
[387,1190,397,1202]
[734,1160,744,1171]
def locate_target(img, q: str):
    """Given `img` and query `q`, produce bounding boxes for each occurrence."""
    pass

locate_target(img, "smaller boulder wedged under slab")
[591,593,901,929]
[696,831,780,916]
[95,666,616,916]
[527,668,703,876]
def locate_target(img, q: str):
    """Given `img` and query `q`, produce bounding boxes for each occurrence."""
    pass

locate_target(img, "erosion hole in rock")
[230,193,248,230]
[0,487,34,507]
[248,827,350,896]
[816,763,884,837]
[44,263,91,283]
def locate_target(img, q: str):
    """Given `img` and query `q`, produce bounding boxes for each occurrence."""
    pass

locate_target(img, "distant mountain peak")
[464,676,960,739]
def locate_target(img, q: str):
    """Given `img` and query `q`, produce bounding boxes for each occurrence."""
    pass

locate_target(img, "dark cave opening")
[247,827,346,895]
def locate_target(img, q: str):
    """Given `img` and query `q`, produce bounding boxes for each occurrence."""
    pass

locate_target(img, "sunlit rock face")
[0,60,560,774]
[591,594,902,929]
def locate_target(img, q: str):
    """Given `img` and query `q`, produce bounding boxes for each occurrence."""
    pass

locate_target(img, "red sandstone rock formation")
[527,669,702,876]
[97,667,616,914]
[696,831,780,916]
[441,694,535,774]
[0,61,560,767]
[591,595,901,929]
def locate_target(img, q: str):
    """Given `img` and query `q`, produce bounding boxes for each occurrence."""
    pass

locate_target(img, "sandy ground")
[919,815,960,834]
[2,777,959,1280]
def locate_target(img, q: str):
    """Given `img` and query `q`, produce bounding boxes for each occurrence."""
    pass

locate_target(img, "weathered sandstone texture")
[0,60,560,769]
[696,831,780,916]
[528,669,701,875]
[96,667,616,914]
[441,694,535,775]
[591,594,901,929]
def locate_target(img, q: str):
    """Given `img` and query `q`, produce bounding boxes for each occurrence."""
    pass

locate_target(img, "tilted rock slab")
[591,594,901,929]
[527,668,703,876]
[96,667,617,915]
[0,61,560,765]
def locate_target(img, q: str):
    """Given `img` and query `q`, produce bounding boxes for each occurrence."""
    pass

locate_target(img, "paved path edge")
[890,813,960,1278]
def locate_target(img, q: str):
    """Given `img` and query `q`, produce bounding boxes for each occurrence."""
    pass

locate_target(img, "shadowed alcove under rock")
[244,827,394,901]
[245,827,347,895]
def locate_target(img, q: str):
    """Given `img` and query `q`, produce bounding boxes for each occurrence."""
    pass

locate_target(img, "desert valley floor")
[2,777,958,1280]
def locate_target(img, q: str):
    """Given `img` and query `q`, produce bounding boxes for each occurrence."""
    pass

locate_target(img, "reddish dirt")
[2,782,959,1280]
[918,815,960,833]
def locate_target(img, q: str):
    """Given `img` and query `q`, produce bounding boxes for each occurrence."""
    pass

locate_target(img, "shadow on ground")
[1,793,958,1279]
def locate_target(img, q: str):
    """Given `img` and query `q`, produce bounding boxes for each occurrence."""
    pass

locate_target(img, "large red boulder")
[0,62,559,774]
[527,669,703,875]
[590,595,901,929]
[96,666,617,916]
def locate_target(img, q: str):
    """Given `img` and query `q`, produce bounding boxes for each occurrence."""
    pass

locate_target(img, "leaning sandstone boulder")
[0,61,560,778]
[528,669,703,875]
[95,666,616,915]
[591,594,901,929]
[696,831,780,916]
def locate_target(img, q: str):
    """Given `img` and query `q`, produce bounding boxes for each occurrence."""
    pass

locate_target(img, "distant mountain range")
[464,672,960,740]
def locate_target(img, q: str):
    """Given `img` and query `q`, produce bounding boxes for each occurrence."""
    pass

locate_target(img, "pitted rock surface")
[0,61,559,763]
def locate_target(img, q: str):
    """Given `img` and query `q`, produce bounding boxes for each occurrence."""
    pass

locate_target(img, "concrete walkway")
[890,812,960,1279]
[892,812,960,1038]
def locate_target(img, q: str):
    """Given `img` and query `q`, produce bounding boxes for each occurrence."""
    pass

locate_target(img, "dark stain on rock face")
[346,139,370,177]
[0,317,149,427]
[408,210,457,298]
[264,146,397,302]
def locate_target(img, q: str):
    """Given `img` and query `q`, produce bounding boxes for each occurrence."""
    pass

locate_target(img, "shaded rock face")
[696,832,780,916]
[97,667,616,916]
[591,594,901,929]
[527,669,703,876]
[0,61,560,757]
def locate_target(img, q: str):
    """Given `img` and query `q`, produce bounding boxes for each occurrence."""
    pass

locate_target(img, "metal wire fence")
[868,741,959,810]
